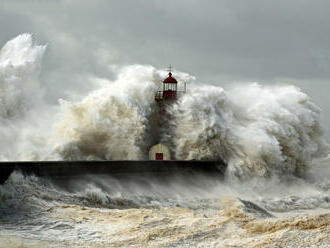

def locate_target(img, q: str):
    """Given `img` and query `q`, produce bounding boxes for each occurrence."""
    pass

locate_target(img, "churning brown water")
[1,156,330,248]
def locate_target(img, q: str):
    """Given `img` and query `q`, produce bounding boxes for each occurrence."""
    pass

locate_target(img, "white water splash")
[0,33,45,119]
[0,34,49,161]
[172,83,328,178]
[0,34,328,179]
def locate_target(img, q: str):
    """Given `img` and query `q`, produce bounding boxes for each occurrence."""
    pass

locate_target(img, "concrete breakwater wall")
[0,160,226,184]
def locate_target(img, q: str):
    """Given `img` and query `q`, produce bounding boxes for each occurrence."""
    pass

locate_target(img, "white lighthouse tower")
[149,67,185,160]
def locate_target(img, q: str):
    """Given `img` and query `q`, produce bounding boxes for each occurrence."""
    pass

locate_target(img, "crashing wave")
[0,33,45,119]
[172,83,327,178]
[0,34,327,178]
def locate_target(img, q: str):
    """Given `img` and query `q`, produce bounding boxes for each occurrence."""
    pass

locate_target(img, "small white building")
[149,143,171,160]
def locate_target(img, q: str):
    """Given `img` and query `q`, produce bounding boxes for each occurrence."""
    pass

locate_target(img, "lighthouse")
[155,71,178,101]
[149,67,186,160]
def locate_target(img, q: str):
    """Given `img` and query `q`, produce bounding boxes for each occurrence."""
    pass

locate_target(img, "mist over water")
[1,34,330,247]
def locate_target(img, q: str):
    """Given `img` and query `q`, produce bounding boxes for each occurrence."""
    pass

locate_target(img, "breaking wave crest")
[0,33,45,119]
[172,84,327,178]
[54,65,159,160]
[0,34,328,179]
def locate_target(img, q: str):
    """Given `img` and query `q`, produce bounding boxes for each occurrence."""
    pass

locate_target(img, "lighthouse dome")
[163,72,177,84]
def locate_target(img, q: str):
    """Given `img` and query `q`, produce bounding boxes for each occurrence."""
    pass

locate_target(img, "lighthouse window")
[164,83,176,91]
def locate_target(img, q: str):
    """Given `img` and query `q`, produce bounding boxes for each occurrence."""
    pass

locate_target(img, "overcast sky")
[1,0,330,128]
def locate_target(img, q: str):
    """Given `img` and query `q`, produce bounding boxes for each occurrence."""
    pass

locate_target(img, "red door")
[155,153,163,160]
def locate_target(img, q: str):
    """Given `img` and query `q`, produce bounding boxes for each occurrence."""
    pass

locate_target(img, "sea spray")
[172,83,327,178]
[0,33,45,119]
[0,34,49,161]
[53,65,160,160]
[52,66,195,160]
[0,34,327,179]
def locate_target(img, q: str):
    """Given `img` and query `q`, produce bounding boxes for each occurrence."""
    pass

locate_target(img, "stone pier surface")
[0,160,226,184]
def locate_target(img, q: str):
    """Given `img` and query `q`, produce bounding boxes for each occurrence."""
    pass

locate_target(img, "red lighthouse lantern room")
[155,70,178,102]
[162,72,177,99]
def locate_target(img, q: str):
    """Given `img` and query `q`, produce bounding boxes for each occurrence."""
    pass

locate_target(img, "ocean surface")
[1,156,330,247]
